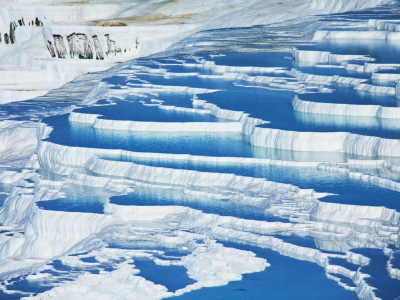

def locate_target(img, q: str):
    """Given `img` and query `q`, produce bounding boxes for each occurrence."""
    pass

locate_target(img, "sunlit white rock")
[23,262,170,300]
[0,121,38,165]
[369,19,400,31]
[313,30,400,41]
[354,83,395,95]
[312,201,399,226]
[38,140,322,170]
[293,96,400,119]
[372,72,400,80]
[318,163,400,192]
[289,69,367,85]
[251,127,400,157]
[292,49,374,63]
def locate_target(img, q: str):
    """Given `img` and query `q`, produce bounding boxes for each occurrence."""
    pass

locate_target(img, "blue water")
[44,114,356,163]
[104,157,400,211]
[73,100,228,123]
[272,234,317,248]
[173,241,358,300]
[109,186,288,222]
[390,250,400,269]
[131,72,237,90]
[1,276,52,297]
[0,258,112,299]
[375,68,400,74]
[329,257,360,272]
[46,258,115,276]
[6,4,400,299]
[299,39,400,64]
[37,185,108,214]
[45,114,258,157]
[299,85,399,107]
[212,52,294,69]
[372,79,398,87]
[150,50,377,85]
[291,111,400,139]
[43,107,400,211]
[201,89,400,139]
[80,92,197,109]
[0,291,24,300]
[349,166,400,183]
[44,109,399,167]
[351,248,400,299]
[37,198,104,214]
[81,256,98,263]
[108,48,400,142]
[329,273,357,288]
[130,62,215,76]
[210,51,371,78]
[134,260,196,292]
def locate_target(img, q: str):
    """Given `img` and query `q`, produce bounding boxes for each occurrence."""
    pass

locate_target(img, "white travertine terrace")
[251,127,400,157]
[293,96,400,119]
[313,30,400,41]
[0,0,390,103]
[0,1,399,299]
[292,49,375,63]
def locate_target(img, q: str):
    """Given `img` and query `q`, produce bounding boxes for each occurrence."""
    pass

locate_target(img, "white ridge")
[292,96,400,119]
[250,127,400,157]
